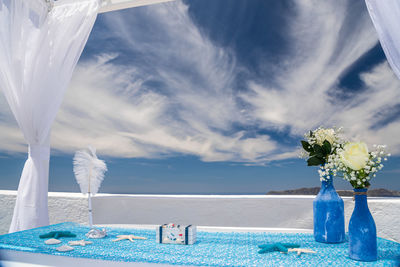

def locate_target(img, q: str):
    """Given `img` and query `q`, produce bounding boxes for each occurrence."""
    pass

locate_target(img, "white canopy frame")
[47,0,176,13]
[98,0,175,13]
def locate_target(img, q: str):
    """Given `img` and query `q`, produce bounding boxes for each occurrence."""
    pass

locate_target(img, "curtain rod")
[44,0,175,13]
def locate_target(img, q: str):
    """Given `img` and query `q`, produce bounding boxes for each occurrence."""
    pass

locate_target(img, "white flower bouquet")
[301,127,390,187]
[327,142,390,189]
[300,127,344,181]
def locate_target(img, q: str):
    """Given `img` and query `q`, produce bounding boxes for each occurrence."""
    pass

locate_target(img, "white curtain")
[0,0,99,232]
[365,0,400,80]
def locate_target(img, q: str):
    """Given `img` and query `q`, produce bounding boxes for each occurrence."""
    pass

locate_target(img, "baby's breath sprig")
[328,143,390,189]
[300,127,344,182]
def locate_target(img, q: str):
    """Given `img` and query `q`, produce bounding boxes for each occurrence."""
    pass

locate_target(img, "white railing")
[0,190,399,242]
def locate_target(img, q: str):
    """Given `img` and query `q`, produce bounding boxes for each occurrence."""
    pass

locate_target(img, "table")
[0,222,399,266]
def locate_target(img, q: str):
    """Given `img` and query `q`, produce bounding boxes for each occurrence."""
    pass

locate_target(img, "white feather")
[73,146,107,195]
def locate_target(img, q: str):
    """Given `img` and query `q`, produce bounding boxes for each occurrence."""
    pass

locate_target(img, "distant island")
[266,187,400,197]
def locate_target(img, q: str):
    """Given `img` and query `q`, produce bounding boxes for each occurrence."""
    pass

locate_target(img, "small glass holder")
[86,227,107,239]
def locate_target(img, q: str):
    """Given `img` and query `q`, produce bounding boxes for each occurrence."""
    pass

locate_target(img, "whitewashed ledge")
[0,190,399,242]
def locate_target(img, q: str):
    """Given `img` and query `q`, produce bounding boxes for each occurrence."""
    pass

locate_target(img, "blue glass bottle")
[313,178,345,243]
[349,188,377,261]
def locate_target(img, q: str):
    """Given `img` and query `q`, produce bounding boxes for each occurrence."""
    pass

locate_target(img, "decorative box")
[156,223,196,245]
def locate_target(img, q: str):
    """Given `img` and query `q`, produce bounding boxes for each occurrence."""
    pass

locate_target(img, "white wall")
[0,191,88,235]
[1,191,399,242]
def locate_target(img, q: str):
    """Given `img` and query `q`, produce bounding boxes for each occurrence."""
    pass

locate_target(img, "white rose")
[340,142,369,170]
[314,128,336,145]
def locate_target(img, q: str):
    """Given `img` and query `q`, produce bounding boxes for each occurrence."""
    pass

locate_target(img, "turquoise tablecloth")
[0,222,399,266]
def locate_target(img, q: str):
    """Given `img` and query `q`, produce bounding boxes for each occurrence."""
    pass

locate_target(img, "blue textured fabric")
[349,189,377,261]
[0,222,399,266]
[313,180,345,243]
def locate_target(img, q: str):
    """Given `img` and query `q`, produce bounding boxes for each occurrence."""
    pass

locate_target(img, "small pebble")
[56,245,74,252]
[44,238,61,245]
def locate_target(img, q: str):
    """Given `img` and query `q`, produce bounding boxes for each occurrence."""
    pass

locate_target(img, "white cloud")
[241,0,400,154]
[0,0,399,162]
[335,62,400,154]
[48,53,277,162]
[48,0,278,162]
[242,0,379,132]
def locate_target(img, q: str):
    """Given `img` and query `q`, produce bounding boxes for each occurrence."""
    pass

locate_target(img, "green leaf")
[313,144,324,157]
[322,140,332,154]
[307,156,325,166]
[301,141,313,153]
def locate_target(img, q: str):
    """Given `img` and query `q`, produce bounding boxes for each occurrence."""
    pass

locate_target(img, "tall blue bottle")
[349,188,377,261]
[313,178,345,243]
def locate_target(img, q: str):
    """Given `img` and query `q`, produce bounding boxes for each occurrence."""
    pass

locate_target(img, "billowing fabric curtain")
[0,0,99,232]
[365,0,400,80]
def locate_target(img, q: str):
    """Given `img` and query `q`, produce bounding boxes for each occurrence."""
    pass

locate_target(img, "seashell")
[56,245,74,252]
[68,240,93,246]
[45,238,61,245]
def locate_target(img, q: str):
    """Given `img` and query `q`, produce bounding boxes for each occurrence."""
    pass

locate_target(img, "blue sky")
[0,0,400,193]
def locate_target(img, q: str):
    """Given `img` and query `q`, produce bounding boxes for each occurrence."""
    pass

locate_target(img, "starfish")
[39,231,76,239]
[258,243,300,254]
[68,240,93,246]
[112,235,147,242]
[287,248,317,256]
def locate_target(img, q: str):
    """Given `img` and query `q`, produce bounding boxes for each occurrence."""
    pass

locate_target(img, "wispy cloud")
[0,0,399,162]
[52,1,278,162]
[242,0,379,132]
[241,0,400,153]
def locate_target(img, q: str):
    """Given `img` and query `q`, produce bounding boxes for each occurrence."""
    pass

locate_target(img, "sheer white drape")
[365,0,400,80]
[0,0,99,232]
